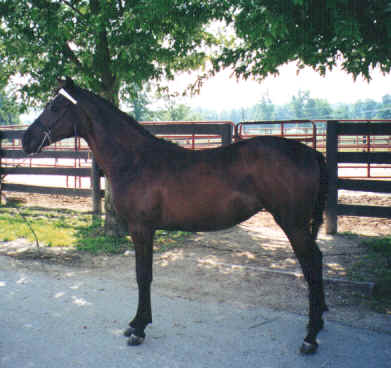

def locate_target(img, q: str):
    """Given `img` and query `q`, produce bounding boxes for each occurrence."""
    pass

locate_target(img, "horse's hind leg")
[278,224,327,354]
[124,227,154,346]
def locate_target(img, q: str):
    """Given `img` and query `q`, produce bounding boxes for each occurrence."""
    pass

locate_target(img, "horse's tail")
[311,151,328,240]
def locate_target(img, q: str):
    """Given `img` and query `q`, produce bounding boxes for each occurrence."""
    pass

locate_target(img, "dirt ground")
[1,191,391,334]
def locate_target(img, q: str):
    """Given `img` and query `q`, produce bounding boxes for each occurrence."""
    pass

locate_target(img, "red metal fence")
[1,120,390,197]
[1,120,390,223]
[236,120,391,179]
[236,120,319,149]
[0,121,234,190]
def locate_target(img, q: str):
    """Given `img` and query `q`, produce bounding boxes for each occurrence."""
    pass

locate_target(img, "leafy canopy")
[0,91,20,125]
[2,0,391,109]
[217,0,391,81]
[0,0,229,107]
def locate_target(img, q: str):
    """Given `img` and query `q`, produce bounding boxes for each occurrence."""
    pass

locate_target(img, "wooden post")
[91,156,101,216]
[326,121,338,234]
[0,131,2,206]
[221,124,233,146]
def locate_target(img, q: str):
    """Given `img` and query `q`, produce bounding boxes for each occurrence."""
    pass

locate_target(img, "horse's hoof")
[127,335,145,346]
[300,341,318,355]
[124,327,145,346]
[124,327,135,337]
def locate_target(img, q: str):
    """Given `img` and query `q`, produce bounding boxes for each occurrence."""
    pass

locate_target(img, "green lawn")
[0,204,190,254]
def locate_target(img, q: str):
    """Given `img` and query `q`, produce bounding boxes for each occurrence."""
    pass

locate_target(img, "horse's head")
[22,77,80,154]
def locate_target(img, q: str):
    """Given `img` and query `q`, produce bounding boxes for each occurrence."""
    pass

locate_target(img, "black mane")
[74,85,181,149]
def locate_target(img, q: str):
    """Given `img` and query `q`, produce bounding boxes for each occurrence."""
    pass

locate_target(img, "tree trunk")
[100,81,128,237]
[89,0,128,237]
[104,179,128,237]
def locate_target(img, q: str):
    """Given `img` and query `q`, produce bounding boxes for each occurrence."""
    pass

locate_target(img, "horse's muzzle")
[22,126,40,155]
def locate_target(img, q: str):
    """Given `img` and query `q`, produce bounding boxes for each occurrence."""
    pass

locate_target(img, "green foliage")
[0,0,228,107]
[2,1,391,107]
[217,0,391,81]
[154,103,203,121]
[0,91,20,125]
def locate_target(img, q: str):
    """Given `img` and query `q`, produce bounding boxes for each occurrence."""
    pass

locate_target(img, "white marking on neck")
[59,88,78,104]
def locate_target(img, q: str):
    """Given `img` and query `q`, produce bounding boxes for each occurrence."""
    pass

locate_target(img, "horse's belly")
[160,192,261,232]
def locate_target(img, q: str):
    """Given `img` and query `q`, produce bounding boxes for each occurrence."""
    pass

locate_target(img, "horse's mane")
[76,87,151,136]
[74,85,183,151]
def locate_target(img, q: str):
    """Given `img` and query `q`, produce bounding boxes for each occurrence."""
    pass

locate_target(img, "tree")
[0,0,228,235]
[274,105,291,120]
[312,99,333,119]
[378,94,391,119]
[353,99,379,119]
[361,99,379,119]
[290,90,310,119]
[333,103,352,120]
[126,85,153,121]
[254,94,275,120]
[0,91,20,125]
[217,1,391,80]
[154,103,203,121]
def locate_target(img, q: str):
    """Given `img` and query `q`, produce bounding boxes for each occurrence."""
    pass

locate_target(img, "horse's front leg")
[124,227,155,346]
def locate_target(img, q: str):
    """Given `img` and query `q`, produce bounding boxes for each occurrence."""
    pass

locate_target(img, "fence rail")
[237,119,391,179]
[1,120,390,230]
[325,120,391,234]
[0,122,233,212]
[236,120,318,149]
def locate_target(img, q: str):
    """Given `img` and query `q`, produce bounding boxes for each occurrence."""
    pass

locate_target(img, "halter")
[34,89,79,153]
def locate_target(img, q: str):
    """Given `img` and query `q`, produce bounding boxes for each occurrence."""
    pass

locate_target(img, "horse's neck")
[78,97,153,179]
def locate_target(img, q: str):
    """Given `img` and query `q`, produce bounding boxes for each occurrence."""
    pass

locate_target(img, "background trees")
[0,92,20,125]
[217,0,391,81]
[193,91,391,123]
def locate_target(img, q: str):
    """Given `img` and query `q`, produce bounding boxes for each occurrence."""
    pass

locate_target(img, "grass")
[0,207,82,247]
[347,235,391,313]
[0,203,190,254]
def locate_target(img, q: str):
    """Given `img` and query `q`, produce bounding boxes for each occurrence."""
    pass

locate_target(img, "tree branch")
[63,42,83,68]
[60,0,88,21]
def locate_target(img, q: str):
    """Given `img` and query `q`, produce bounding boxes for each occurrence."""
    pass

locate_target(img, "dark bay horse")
[22,78,328,354]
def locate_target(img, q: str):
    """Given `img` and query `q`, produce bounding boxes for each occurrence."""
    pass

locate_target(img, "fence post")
[221,124,233,146]
[0,131,2,206]
[91,156,101,216]
[326,120,338,234]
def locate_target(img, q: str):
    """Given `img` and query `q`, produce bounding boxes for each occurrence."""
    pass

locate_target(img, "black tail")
[311,152,328,240]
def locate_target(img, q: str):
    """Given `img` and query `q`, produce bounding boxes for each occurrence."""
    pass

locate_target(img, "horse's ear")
[57,78,66,89]
[57,77,75,91]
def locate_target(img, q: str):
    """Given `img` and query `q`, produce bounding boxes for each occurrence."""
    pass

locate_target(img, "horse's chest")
[112,180,162,221]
